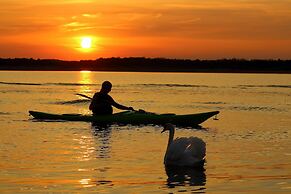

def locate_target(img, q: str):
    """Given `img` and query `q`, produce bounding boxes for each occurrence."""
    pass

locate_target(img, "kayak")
[29,110,219,127]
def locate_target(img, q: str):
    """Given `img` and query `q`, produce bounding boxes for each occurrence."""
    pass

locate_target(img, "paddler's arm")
[113,102,134,111]
[110,97,134,111]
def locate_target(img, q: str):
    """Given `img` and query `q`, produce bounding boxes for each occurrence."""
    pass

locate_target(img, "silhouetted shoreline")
[0,57,291,73]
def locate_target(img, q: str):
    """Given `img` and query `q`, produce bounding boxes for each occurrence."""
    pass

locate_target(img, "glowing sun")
[81,37,92,49]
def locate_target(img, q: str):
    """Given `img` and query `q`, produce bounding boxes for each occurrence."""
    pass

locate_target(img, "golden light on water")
[78,71,93,114]
[79,71,93,92]
[79,178,94,188]
[79,70,92,85]
[80,70,91,73]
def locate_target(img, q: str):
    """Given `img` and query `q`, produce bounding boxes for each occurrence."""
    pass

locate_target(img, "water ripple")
[134,84,216,88]
[239,85,291,89]
[191,104,287,112]
[0,81,98,86]
[0,112,10,115]
[0,81,41,86]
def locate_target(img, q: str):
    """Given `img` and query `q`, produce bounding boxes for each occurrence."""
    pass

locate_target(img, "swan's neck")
[167,128,175,148]
[164,128,175,164]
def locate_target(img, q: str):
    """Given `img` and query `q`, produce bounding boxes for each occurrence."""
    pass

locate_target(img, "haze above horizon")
[0,0,290,60]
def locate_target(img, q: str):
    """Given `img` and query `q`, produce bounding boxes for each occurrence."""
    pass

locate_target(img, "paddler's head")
[100,81,112,93]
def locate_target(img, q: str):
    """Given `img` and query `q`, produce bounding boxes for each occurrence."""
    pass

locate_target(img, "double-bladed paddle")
[76,93,92,100]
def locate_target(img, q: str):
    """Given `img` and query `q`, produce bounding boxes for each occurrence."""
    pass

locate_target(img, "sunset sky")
[0,0,290,60]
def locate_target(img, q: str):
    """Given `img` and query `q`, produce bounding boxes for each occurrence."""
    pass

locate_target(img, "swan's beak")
[161,129,166,133]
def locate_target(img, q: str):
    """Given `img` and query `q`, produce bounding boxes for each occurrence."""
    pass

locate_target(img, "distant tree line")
[0,57,290,73]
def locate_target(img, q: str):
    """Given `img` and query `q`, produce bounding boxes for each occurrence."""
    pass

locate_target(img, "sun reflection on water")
[79,178,95,188]
[78,71,94,114]
[79,70,93,95]
[74,135,96,162]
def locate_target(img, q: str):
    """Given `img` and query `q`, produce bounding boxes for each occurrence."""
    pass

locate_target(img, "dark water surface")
[0,71,290,193]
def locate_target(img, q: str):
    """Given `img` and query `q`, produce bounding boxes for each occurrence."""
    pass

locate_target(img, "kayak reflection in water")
[89,81,134,115]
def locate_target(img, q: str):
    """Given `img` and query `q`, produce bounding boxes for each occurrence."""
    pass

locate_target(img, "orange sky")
[0,0,290,60]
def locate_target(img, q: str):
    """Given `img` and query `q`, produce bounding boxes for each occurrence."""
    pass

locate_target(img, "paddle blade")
[76,93,93,100]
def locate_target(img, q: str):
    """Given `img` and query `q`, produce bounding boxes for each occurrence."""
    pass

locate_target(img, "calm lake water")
[0,71,290,193]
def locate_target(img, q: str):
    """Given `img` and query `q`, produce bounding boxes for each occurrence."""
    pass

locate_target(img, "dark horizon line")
[0,57,291,73]
[1,56,291,61]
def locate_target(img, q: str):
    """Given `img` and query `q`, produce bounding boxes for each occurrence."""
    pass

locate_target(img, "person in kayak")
[89,81,134,115]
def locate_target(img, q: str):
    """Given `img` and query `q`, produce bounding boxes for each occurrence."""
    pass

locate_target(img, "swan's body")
[162,123,206,167]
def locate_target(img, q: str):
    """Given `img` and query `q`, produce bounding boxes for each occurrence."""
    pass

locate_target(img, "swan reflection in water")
[91,123,112,159]
[165,166,206,190]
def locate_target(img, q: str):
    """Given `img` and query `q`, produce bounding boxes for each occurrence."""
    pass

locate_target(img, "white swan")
[162,123,206,167]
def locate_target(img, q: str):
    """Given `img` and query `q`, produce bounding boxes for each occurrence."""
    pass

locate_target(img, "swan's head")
[161,123,175,133]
